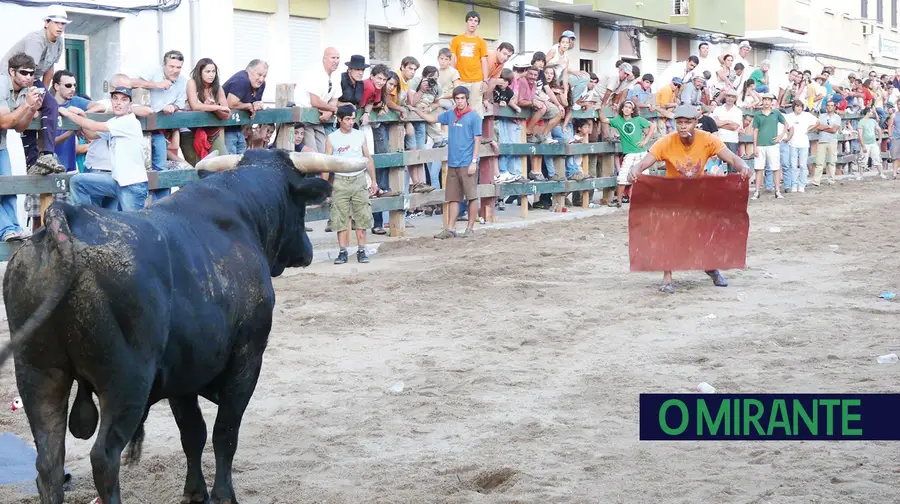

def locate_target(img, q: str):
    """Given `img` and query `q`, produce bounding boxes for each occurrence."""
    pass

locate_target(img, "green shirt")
[752,110,786,147]
[749,68,766,87]
[858,117,878,145]
[609,115,650,154]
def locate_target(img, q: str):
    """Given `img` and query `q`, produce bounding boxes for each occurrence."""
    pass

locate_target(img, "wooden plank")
[520,125,528,218]
[581,154,592,209]
[599,153,616,203]
[387,124,407,237]
[273,84,296,150]
[501,143,568,156]
[478,116,496,223]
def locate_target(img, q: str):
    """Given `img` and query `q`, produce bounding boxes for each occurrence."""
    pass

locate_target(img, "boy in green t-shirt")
[598,99,656,206]
[751,93,790,199]
[857,107,886,179]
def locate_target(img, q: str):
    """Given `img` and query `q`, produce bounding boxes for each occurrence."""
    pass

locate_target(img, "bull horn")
[195,154,243,172]
[288,152,368,174]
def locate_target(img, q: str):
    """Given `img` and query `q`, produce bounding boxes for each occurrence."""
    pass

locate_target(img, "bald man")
[296,47,341,152]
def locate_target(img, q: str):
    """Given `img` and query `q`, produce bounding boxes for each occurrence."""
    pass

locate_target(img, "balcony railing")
[673,0,689,15]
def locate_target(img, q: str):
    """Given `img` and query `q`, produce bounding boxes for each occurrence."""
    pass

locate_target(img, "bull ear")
[197,169,216,180]
[289,175,332,205]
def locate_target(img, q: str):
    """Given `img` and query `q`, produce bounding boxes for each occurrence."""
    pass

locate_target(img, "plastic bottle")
[876,353,898,364]
[697,382,716,393]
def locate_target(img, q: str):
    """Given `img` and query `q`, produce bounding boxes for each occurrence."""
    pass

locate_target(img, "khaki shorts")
[445,167,478,202]
[461,81,485,116]
[329,173,373,232]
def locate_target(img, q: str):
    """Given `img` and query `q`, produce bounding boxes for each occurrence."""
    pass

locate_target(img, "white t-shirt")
[713,104,743,143]
[100,113,148,187]
[785,111,818,148]
[295,67,338,108]
[84,137,111,172]
[327,128,366,177]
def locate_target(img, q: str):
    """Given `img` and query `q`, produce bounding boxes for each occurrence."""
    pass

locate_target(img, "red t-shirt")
[361,79,383,108]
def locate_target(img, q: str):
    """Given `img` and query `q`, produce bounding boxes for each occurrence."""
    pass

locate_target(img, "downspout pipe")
[517,0,525,53]
[189,0,201,64]
[157,1,165,64]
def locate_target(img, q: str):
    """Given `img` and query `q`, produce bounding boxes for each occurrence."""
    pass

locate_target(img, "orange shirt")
[486,51,504,80]
[649,130,725,178]
[450,34,488,82]
[656,84,677,107]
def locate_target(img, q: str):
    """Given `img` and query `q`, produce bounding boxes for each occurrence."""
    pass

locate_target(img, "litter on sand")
[879,291,896,300]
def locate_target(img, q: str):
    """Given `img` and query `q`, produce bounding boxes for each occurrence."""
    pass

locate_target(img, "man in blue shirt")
[51,70,95,173]
[222,59,269,155]
[418,86,482,239]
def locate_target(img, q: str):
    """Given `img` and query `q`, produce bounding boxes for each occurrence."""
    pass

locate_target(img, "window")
[878,0,884,22]
[862,0,868,17]
[369,28,392,66]
[893,0,898,26]
[580,59,593,73]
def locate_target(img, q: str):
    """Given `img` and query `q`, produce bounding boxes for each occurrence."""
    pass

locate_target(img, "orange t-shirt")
[656,84,677,107]
[450,34,488,82]
[649,130,725,178]
[486,51,504,80]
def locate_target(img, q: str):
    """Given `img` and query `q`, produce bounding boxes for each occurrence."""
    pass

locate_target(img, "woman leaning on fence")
[181,58,231,165]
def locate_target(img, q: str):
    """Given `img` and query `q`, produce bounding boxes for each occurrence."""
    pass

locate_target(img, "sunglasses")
[62,83,75,88]
[17,69,35,77]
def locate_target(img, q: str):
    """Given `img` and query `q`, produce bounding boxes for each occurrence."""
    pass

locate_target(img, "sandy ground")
[2,177,900,504]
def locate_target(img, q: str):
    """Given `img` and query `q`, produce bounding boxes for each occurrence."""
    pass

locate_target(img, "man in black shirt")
[338,55,368,107]
[696,105,719,134]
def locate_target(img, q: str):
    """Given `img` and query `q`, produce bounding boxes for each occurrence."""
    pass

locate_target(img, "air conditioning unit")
[862,23,875,36]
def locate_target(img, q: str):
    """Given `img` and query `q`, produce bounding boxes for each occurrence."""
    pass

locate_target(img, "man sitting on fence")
[417,86,482,239]
[60,86,149,211]
[0,53,42,242]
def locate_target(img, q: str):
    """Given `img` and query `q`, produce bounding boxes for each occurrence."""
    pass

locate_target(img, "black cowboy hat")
[345,55,370,70]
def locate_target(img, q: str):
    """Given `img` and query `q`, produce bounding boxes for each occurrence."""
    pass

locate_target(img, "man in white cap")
[733,41,752,71]
[1,5,71,175]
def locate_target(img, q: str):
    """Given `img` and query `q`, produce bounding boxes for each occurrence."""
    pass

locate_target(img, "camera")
[425,77,437,89]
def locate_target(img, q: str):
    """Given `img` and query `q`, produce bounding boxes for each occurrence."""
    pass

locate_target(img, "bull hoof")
[181,492,210,504]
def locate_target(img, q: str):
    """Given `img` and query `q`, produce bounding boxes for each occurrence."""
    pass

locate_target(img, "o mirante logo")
[639,394,899,441]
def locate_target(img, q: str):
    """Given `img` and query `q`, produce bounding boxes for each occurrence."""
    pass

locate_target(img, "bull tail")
[0,205,77,368]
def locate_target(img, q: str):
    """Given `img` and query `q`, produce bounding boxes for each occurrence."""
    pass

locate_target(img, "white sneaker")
[792,185,800,192]
[798,186,806,193]
[751,191,760,200]
[881,174,888,179]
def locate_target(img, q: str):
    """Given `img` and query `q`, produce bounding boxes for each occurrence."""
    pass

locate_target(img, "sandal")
[371,227,387,235]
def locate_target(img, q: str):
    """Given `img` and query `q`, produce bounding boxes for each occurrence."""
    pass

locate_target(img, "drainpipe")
[517,0,525,53]
[189,0,201,63]
[157,1,165,63]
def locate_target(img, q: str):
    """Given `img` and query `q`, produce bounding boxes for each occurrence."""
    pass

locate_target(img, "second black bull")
[0,149,365,504]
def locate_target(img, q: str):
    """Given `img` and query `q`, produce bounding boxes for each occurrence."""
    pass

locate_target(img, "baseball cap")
[739,41,751,48]
[561,30,576,39]
[673,105,698,119]
[45,5,71,24]
[672,77,684,86]
[725,89,738,96]
[760,92,776,100]
[110,86,132,100]
[618,62,633,74]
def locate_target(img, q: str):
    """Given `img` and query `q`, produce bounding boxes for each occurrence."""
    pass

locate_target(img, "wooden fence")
[0,83,874,260]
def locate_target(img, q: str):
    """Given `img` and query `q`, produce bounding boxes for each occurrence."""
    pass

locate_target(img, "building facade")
[0,0,897,102]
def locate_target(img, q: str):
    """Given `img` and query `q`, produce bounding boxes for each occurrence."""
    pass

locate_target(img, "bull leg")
[15,364,71,504]
[170,395,210,504]
[210,356,264,504]
[90,385,151,504]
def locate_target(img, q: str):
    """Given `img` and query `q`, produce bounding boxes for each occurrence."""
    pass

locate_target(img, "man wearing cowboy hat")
[337,55,369,108]
[0,4,71,176]
[61,86,149,211]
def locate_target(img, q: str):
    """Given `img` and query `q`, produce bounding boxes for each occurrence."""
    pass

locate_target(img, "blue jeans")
[0,149,23,239]
[497,119,522,176]
[789,146,809,189]
[150,132,170,200]
[224,129,247,155]
[542,125,568,177]
[70,173,148,211]
[755,84,769,93]
[371,125,391,229]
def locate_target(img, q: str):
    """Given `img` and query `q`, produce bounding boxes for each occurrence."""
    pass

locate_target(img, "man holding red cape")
[628,105,753,294]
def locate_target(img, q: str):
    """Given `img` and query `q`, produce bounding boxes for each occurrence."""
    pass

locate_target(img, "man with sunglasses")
[0,53,42,241]
[1,4,70,175]
[52,70,96,173]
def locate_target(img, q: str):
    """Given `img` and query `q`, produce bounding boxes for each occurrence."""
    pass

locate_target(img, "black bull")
[0,149,365,504]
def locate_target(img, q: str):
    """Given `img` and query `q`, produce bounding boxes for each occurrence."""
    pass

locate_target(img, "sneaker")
[527,172,547,182]
[458,228,475,238]
[29,153,66,176]
[357,249,370,263]
[497,200,506,211]
[2,230,29,242]
[774,191,784,199]
[434,229,456,240]
[706,270,728,287]
[526,134,541,144]
[792,185,800,192]
[881,173,888,179]
[621,195,630,204]
[550,173,566,182]
[751,191,760,200]
[607,198,621,208]
[659,283,676,294]
[325,219,333,233]
[334,250,348,264]
[567,172,585,181]
[798,186,805,193]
